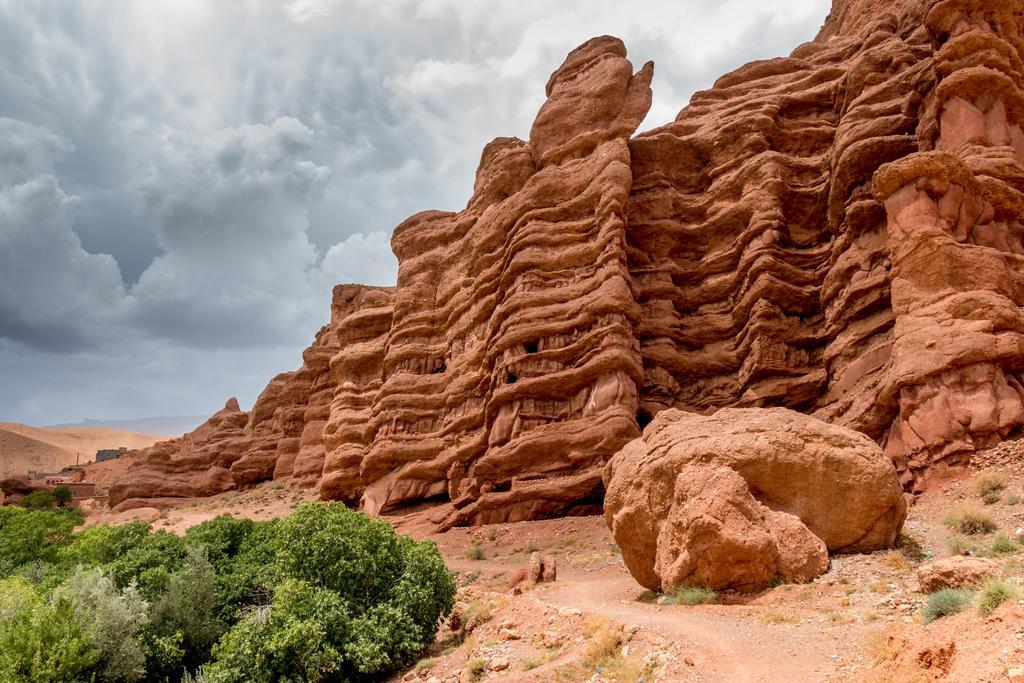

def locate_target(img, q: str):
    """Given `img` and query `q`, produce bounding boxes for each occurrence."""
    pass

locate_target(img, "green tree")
[52,485,73,508]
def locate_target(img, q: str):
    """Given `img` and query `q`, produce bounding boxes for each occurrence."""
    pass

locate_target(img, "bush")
[948,535,971,556]
[0,508,78,578]
[988,534,1018,556]
[52,485,73,508]
[982,491,1001,505]
[146,547,225,676]
[0,502,455,682]
[20,490,55,510]
[923,588,973,623]
[673,586,718,605]
[0,577,100,681]
[266,503,456,677]
[205,579,351,683]
[55,567,149,682]
[978,578,1018,616]
[942,506,998,535]
[971,471,1006,498]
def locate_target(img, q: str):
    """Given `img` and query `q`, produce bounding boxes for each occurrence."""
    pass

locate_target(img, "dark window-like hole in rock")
[507,372,518,384]
[524,340,539,354]
[636,409,653,430]
[431,362,447,374]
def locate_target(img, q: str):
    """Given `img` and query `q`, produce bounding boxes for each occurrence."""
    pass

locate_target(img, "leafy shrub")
[923,588,973,623]
[0,508,78,578]
[146,547,225,676]
[266,503,456,677]
[205,579,351,683]
[0,502,454,682]
[978,578,1018,616]
[673,586,718,605]
[21,490,55,510]
[0,577,100,682]
[55,567,149,682]
[942,506,998,535]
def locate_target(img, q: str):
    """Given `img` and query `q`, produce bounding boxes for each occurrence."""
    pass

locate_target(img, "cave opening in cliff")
[431,361,446,374]
[524,340,539,354]
[507,372,518,384]
[636,409,653,430]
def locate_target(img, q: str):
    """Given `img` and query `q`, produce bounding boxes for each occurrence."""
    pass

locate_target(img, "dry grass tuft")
[971,471,1007,498]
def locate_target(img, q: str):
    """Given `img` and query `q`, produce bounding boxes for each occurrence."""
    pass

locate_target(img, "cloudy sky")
[0,0,828,426]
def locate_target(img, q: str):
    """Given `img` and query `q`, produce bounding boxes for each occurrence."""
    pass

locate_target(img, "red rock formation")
[603,408,905,591]
[112,0,1024,519]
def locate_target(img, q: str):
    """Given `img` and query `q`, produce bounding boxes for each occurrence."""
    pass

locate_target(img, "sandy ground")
[0,422,165,477]
[82,460,1024,683]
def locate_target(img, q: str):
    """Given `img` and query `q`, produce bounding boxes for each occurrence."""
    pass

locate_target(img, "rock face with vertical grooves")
[110,0,1024,523]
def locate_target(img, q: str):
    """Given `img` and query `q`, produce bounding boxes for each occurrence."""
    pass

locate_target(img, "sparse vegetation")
[672,586,718,606]
[946,536,970,557]
[988,533,1018,556]
[581,615,622,668]
[978,578,1018,616]
[923,588,973,623]
[465,657,487,681]
[881,549,912,571]
[1006,495,1021,506]
[863,628,901,664]
[465,543,485,561]
[982,491,1001,505]
[895,531,926,561]
[942,506,998,535]
[971,471,1007,499]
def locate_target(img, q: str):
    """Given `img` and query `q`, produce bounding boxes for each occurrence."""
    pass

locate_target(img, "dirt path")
[530,568,865,682]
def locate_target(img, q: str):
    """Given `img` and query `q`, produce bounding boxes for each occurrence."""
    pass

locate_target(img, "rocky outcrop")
[603,408,905,591]
[917,555,1001,591]
[112,0,1024,522]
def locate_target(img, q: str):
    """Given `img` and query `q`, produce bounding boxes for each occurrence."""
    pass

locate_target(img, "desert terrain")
[0,422,165,478]
[82,438,1024,682]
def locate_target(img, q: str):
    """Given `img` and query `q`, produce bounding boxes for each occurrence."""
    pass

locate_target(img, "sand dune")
[0,423,165,479]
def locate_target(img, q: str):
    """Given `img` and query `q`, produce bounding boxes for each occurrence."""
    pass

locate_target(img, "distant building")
[44,476,68,486]
[96,447,128,463]
[65,481,97,499]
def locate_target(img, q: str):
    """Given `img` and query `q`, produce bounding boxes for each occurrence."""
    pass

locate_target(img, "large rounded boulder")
[603,408,907,591]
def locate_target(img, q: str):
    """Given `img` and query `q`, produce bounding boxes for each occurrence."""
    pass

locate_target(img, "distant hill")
[45,415,206,437]
[0,423,167,478]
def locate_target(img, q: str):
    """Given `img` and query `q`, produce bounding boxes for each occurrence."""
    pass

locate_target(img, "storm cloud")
[0,0,827,424]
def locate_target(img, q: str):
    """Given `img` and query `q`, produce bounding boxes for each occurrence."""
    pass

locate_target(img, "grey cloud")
[0,0,827,424]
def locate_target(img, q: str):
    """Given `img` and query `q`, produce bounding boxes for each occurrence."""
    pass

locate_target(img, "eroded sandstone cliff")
[110,0,1024,522]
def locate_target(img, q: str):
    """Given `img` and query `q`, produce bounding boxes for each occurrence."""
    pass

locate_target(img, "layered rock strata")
[112,0,1024,520]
